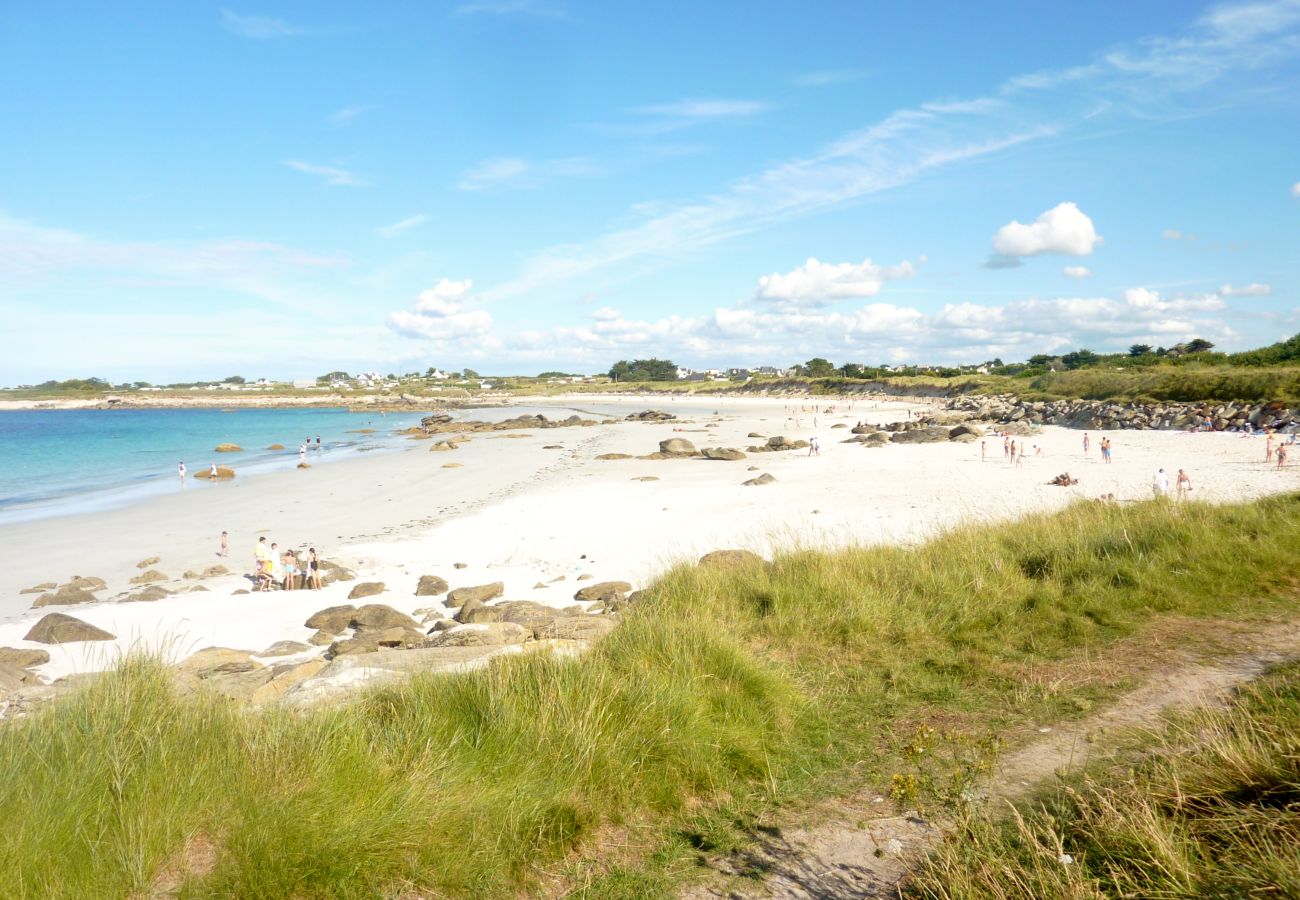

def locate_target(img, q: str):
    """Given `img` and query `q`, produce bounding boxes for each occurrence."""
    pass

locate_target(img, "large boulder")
[130,569,169,585]
[535,616,618,641]
[574,581,632,603]
[304,605,357,634]
[0,662,41,693]
[415,575,449,597]
[445,582,504,608]
[24,614,115,644]
[658,438,697,455]
[698,549,765,570]
[890,427,949,444]
[701,447,746,461]
[214,444,242,452]
[64,576,107,591]
[122,585,172,603]
[743,473,776,486]
[949,424,984,439]
[425,622,529,648]
[350,604,418,631]
[258,640,311,658]
[0,647,50,668]
[194,466,235,480]
[177,648,261,677]
[328,627,427,658]
[32,585,100,608]
[346,582,385,601]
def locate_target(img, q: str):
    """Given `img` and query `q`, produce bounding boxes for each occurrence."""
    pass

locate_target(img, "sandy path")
[681,618,1300,899]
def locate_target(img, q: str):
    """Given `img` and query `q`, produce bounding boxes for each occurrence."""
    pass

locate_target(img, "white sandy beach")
[2,394,1296,683]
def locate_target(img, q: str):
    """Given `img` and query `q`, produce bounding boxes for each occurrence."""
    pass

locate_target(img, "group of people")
[982,434,1045,465]
[1264,431,1294,469]
[1152,467,1193,499]
[252,535,322,591]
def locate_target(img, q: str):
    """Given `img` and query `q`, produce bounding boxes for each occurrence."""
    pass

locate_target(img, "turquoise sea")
[0,407,428,524]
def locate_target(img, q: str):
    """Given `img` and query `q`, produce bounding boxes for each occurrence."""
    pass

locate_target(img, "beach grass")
[904,659,1300,898]
[0,494,1297,896]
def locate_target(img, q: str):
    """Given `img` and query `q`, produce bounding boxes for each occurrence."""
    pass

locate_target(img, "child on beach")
[220,530,228,557]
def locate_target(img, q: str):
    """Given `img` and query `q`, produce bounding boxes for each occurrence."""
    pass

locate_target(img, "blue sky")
[1,1,1298,383]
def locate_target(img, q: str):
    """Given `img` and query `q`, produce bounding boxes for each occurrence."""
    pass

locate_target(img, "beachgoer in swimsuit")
[309,548,322,589]
[1176,469,1191,499]
[220,530,228,557]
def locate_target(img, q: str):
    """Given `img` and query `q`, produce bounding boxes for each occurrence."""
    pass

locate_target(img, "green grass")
[905,660,1300,898]
[0,496,1297,897]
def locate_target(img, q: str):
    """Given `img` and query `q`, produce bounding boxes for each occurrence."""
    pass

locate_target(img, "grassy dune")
[0,495,1297,897]
[907,660,1300,898]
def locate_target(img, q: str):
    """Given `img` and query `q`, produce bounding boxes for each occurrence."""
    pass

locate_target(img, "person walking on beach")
[178,461,186,482]
[1265,431,1274,463]
[1003,436,1011,461]
[981,440,986,461]
[1101,437,1112,463]
[1083,433,1090,455]
[1153,467,1170,498]
[1278,444,1289,470]
[220,530,229,557]
[299,443,307,464]
[1176,469,1191,499]
[209,462,218,478]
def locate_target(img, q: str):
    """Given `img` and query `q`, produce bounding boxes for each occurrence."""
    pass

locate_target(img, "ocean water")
[0,407,427,523]
[0,399,743,524]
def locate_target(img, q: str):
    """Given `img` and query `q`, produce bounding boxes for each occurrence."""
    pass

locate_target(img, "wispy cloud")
[1292,181,1300,198]
[283,160,368,187]
[484,1,1300,303]
[1220,282,1272,296]
[456,155,600,191]
[220,8,305,39]
[630,98,769,119]
[377,214,429,238]
[453,1,569,20]
[327,105,370,127]
[793,69,868,87]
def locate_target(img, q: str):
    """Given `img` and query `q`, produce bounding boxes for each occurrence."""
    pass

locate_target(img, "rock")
[177,648,261,676]
[259,640,311,657]
[136,556,161,568]
[632,475,660,482]
[626,410,676,422]
[318,561,356,584]
[453,562,468,569]
[304,605,357,633]
[596,453,633,460]
[890,427,948,444]
[430,619,458,632]
[249,658,327,705]
[657,438,697,455]
[267,443,285,450]
[0,662,40,692]
[31,586,100,608]
[19,582,57,595]
[428,441,458,452]
[122,585,172,603]
[415,575,449,596]
[0,648,50,668]
[202,565,230,578]
[64,576,107,591]
[748,432,766,438]
[307,630,335,646]
[297,462,311,469]
[445,582,504,608]
[454,596,486,622]
[194,466,236,479]
[949,424,984,439]
[701,447,746,460]
[577,574,593,581]
[187,585,209,593]
[743,473,776,486]
[328,626,427,657]
[698,549,765,570]
[214,443,242,452]
[543,444,563,449]
[232,589,250,595]
[574,581,632,602]
[182,570,201,580]
[346,582,385,601]
[831,423,848,428]
[350,604,418,631]
[535,616,618,641]
[425,622,529,648]
[190,667,275,702]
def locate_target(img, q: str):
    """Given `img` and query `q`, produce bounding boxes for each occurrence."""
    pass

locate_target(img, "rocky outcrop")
[425,622,529,648]
[419,413,597,434]
[743,473,777,486]
[596,453,633,460]
[214,443,242,452]
[657,438,697,456]
[701,447,746,460]
[574,581,631,603]
[346,582,385,601]
[349,604,418,631]
[131,569,169,585]
[137,556,161,568]
[698,549,766,570]
[0,648,50,668]
[31,585,100,608]
[415,575,449,596]
[945,394,1300,433]
[122,585,172,603]
[747,436,809,453]
[25,613,115,644]
[304,605,357,634]
[445,582,504,608]
[626,410,676,422]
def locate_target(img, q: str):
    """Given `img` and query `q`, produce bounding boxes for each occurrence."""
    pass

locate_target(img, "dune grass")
[905,659,1300,898]
[0,495,1297,897]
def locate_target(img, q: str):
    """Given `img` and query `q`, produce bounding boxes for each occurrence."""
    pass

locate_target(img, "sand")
[1,394,1295,681]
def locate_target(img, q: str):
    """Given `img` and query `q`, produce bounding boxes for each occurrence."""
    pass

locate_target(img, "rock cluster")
[746,436,811,453]
[419,413,596,434]
[946,395,1300,432]
[625,410,676,422]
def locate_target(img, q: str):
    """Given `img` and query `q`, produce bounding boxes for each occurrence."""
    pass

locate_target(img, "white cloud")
[755,257,916,308]
[220,9,304,39]
[1062,266,1092,278]
[989,202,1101,266]
[1292,181,1300,198]
[453,1,569,20]
[389,280,492,341]
[376,215,429,238]
[1220,282,1272,296]
[328,105,369,127]
[631,98,769,119]
[1162,228,1197,240]
[794,69,867,87]
[283,160,367,187]
[456,155,599,191]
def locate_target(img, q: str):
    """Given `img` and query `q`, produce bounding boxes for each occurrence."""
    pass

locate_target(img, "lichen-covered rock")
[445,582,504,608]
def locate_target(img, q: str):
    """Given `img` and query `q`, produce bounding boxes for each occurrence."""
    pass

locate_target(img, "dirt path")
[682,618,1300,899]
